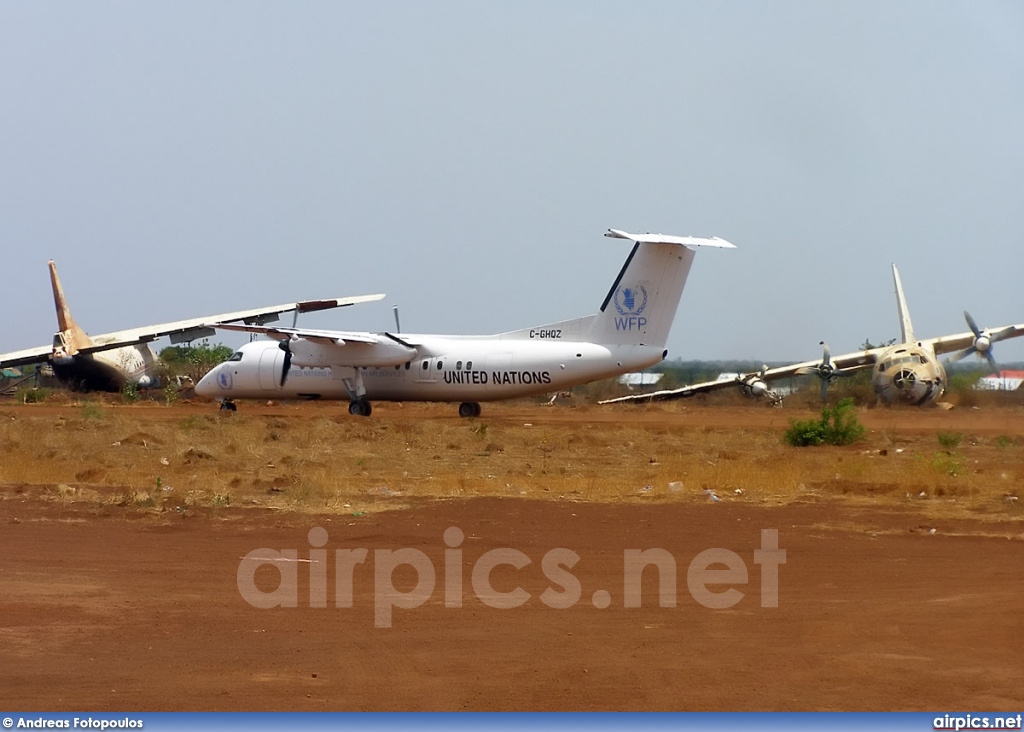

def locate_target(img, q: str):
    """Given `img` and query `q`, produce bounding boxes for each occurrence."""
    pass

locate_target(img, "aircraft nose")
[195,369,219,397]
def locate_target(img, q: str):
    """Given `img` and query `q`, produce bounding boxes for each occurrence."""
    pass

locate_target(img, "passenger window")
[405,362,411,370]
[437,361,443,370]
[456,361,463,371]
[466,361,473,370]
[422,362,429,371]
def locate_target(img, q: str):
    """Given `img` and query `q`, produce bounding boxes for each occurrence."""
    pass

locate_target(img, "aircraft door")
[415,357,439,383]
[259,348,282,390]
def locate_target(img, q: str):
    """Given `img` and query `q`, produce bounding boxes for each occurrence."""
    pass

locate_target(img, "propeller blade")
[990,326,1016,344]
[964,311,982,338]
[820,377,828,402]
[947,346,975,364]
[279,339,293,387]
[393,306,401,333]
[820,341,831,365]
[985,351,999,377]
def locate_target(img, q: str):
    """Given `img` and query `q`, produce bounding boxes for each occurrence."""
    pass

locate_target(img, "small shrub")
[937,431,963,451]
[784,398,866,447]
[163,383,180,405]
[121,382,139,403]
[18,387,50,404]
[783,417,829,447]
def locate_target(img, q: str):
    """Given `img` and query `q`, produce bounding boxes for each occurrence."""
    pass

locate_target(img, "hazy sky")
[2,2,1023,364]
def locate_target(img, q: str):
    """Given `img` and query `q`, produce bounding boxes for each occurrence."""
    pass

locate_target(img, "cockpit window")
[228,351,244,362]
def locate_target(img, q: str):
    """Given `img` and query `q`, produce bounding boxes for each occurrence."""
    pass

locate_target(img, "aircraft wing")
[210,323,419,368]
[78,295,386,353]
[925,324,1024,357]
[600,348,880,404]
[210,323,385,346]
[0,344,55,370]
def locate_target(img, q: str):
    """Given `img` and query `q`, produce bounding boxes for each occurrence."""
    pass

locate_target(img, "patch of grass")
[937,431,964,450]
[80,403,105,420]
[2,401,1023,522]
[931,452,963,478]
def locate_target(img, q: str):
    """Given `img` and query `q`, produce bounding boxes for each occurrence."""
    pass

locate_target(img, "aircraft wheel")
[459,402,481,418]
[219,399,237,412]
[349,400,372,417]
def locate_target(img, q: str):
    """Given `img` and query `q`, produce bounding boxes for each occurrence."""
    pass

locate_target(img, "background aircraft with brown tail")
[601,264,1024,407]
[194,229,735,416]
[0,261,383,392]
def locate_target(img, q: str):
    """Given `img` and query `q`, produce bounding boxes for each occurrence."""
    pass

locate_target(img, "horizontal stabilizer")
[605,229,736,249]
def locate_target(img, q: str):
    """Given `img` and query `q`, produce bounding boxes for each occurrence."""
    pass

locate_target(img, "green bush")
[937,431,963,450]
[18,387,50,404]
[784,398,866,447]
[121,382,139,403]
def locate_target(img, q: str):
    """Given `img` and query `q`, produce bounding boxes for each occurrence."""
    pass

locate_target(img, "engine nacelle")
[288,338,416,368]
[741,376,768,397]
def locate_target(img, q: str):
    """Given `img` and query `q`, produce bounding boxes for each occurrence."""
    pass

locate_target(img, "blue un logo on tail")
[613,284,648,331]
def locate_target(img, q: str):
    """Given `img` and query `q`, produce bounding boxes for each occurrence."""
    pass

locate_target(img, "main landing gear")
[219,399,237,412]
[458,402,481,418]
[348,400,373,417]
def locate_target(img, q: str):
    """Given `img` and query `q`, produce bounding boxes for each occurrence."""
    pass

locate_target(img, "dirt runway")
[2,492,1022,711]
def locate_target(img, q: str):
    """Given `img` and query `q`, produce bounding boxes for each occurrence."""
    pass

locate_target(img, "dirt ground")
[1,400,1023,711]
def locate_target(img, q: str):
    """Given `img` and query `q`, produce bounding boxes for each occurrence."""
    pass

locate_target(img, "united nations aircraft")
[602,264,1024,407]
[194,229,736,416]
[0,260,384,392]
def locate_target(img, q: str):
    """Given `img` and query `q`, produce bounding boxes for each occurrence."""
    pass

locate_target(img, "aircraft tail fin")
[48,260,93,354]
[892,264,915,344]
[589,229,735,348]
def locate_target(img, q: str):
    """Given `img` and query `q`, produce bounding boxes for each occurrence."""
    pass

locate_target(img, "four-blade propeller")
[947,311,1012,376]
[794,341,858,401]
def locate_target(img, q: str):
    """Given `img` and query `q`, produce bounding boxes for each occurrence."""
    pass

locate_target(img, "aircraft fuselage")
[201,337,665,402]
[51,342,159,392]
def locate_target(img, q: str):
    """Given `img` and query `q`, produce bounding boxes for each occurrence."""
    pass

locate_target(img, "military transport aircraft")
[601,264,1024,407]
[0,260,383,392]
[194,229,736,416]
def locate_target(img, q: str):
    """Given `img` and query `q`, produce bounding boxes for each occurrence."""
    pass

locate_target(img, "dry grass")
[0,400,1022,524]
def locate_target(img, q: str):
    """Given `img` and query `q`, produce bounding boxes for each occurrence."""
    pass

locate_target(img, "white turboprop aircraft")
[601,264,1024,407]
[0,260,384,392]
[194,229,736,416]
